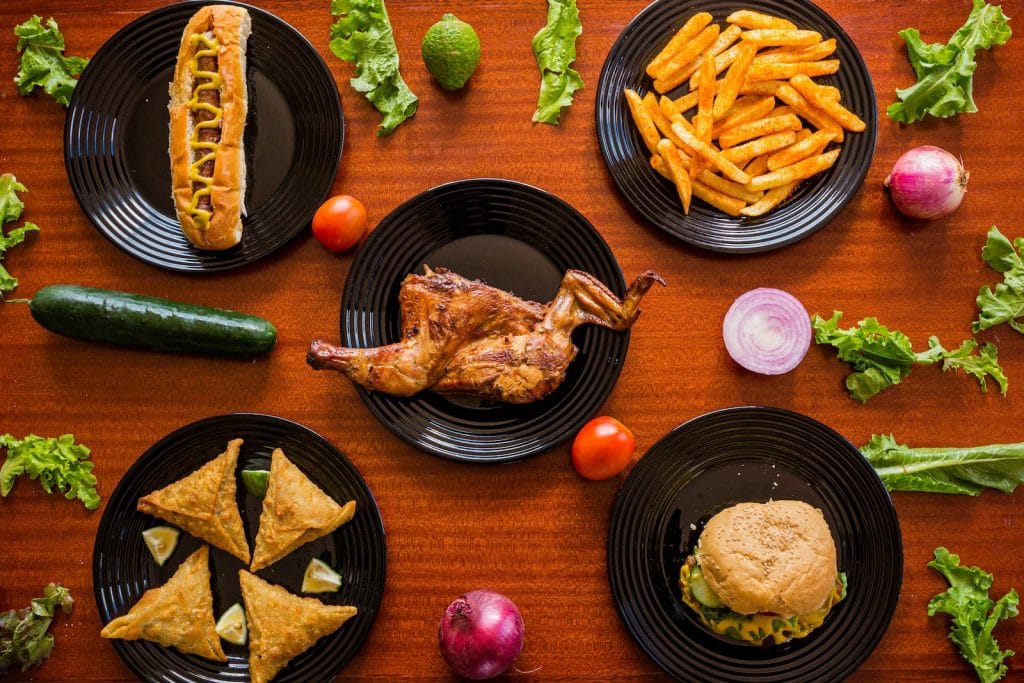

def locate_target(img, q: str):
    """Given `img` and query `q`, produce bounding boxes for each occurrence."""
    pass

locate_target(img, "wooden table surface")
[1,0,1022,680]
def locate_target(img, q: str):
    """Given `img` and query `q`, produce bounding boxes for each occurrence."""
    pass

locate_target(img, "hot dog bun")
[169,5,250,250]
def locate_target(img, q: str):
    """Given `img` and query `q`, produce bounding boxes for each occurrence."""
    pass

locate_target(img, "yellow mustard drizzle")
[186,33,222,233]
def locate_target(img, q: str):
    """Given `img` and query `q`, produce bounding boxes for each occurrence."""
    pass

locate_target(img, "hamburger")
[679,499,846,646]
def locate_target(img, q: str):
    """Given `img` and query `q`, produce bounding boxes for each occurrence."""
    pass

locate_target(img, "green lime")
[241,469,270,498]
[215,603,248,645]
[302,558,342,593]
[141,526,179,566]
[421,13,481,91]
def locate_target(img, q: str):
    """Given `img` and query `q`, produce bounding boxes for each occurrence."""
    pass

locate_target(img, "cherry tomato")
[571,416,635,481]
[312,194,367,253]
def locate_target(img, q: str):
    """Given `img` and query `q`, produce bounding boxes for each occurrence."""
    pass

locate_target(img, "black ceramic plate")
[337,178,629,463]
[596,0,877,253]
[94,414,386,683]
[65,1,343,272]
[607,406,902,682]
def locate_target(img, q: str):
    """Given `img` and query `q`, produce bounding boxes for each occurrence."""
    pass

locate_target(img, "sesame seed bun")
[696,499,838,617]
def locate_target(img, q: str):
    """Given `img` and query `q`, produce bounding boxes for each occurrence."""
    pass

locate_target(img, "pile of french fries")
[624,9,865,218]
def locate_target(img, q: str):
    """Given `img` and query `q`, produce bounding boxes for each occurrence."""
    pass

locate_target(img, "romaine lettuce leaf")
[0,434,98,510]
[928,548,1018,683]
[329,0,418,136]
[532,0,583,124]
[888,0,1012,123]
[13,16,88,107]
[861,434,1024,495]
[0,174,39,298]
[975,226,1024,334]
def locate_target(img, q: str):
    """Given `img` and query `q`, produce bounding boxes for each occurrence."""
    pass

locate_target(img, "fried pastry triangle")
[100,545,226,662]
[137,438,251,563]
[239,570,357,683]
[250,448,356,571]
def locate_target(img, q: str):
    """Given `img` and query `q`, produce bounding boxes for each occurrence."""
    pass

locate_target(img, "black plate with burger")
[606,406,902,682]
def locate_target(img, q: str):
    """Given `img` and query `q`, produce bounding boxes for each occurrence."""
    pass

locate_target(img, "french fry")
[670,120,750,184]
[745,60,840,82]
[740,181,800,216]
[646,12,713,79]
[753,39,837,64]
[650,154,672,180]
[711,96,776,138]
[719,113,802,148]
[739,79,786,96]
[789,74,866,132]
[741,29,822,47]
[721,131,798,166]
[691,53,717,178]
[667,89,700,116]
[662,25,744,95]
[650,155,746,216]
[624,88,661,155]
[687,41,744,90]
[697,169,763,204]
[747,149,840,191]
[763,105,795,118]
[743,153,771,178]
[656,139,693,213]
[774,84,844,141]
[766,129,837,171]
[649,24,720,84]
[726,9,797,31]
[712,41,757,119]
[651,98,692,151]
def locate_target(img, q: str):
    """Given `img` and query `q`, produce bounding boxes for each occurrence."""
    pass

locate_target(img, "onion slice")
[722,288,811,375]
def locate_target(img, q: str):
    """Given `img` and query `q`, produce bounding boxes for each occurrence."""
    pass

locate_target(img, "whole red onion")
[438,589,524,680]
[884,145,969,220]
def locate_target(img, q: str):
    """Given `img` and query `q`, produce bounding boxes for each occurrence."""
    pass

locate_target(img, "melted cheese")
[186,33,222,233]
[679,563,846,645]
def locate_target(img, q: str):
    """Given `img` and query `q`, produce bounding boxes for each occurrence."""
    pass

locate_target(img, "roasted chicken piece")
[307,266,664,403]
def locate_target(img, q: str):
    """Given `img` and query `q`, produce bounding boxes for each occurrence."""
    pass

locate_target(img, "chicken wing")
[307,267,664,403]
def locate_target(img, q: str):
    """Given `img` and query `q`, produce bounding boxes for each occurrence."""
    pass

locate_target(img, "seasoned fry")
[741,29,822,47]
[650,24,720,83]
[664,25,744,94]
[624,88,661,155]
[766,129,837,171]
[671,121,751,184]
[651,155,746,216]
[712,41,757,119]
[747,149,840,191]
[789,74,866,132]
[745,59,840,82]
[711,95,776,138]
[743,153,770,178]
[719,113,802,148]
[651,98,692,150]
[721,131,798,166]
[646,12,714,79]
[691,54,717,178]
[774,84,844,141]
[740,181,800,216]
[697,169,763,204]
[739,79,786,96]
[667,90,700,116]
[754,39,836,64]
[726,10,797,31]
[763,105,795,118]
[657,139,693,213]
[688,43,744,90]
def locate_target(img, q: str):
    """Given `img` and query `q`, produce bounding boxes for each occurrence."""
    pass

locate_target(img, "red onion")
[884,145,969,220]
[438,589,524,680]
[722,288,811,375]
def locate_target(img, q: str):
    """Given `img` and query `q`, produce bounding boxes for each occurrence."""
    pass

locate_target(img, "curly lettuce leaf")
[928,548,1018,683]
[532,0,583,124]
[812,311,1006,402]
[975,226,1024,334]
[888,0,1012,124]
[0,434,98,510]
[329,0,418,136]
[861,434,1024,495]
[0,583,73,675]
[13,16,89,107]
[0,174,39,298]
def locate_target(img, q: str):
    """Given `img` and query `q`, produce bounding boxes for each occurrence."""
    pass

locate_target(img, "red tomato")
[312,194,367,253]
[571,416,635,481]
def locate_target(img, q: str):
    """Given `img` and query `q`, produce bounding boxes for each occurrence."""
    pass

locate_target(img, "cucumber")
[689,565,725,609]
[29,284,277,357]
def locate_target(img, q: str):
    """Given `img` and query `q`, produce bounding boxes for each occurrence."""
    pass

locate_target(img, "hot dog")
[169,5,250,250]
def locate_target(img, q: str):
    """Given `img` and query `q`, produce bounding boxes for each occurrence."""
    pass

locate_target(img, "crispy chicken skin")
[307,266,665,403]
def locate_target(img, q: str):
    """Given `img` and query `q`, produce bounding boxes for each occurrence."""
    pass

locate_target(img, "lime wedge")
[215,603,248,645]
[302,558,342,593]
[141,526,180,566]
[241,469,270,498]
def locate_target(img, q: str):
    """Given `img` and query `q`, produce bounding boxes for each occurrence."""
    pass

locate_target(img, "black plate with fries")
[65,1,343,272]
[607,406,902,681]
[596,0,876,253]
[334,178,632,463]
[93,413,386,683]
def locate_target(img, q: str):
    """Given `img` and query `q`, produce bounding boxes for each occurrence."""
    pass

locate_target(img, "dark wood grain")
[1,0,1022,680]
